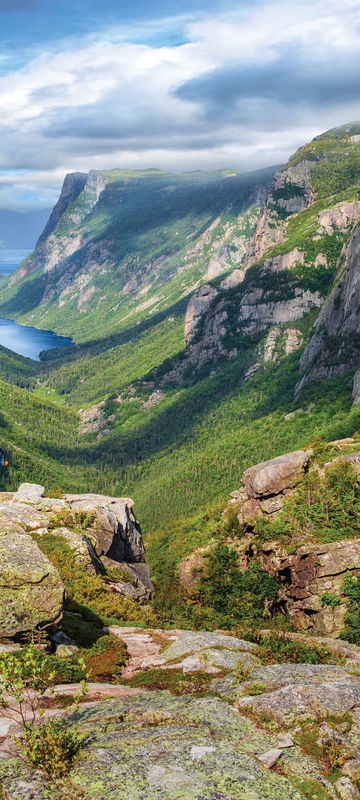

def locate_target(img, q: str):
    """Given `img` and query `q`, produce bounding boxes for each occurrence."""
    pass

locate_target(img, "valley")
[3,0,360,794]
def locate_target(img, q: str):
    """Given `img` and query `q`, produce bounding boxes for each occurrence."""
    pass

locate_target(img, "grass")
[124,667,217,695]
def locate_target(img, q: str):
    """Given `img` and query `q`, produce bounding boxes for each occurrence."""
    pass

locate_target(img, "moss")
[124,668,217,695]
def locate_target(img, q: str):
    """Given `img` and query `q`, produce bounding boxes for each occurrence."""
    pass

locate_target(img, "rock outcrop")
[296,224,360,396]
[0,483,153,624]
[259,538,360,635]
[228,447,360,635]
[3,626,360,798]
[230,448,312,524]
[0,517,64,637]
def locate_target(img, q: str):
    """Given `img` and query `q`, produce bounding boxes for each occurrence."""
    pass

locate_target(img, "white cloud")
[1,0,360,207]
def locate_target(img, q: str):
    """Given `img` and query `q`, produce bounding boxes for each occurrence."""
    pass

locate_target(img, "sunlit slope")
[0,167,274,341]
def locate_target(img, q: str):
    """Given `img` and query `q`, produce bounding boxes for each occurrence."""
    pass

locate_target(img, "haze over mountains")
[0,208,51,251]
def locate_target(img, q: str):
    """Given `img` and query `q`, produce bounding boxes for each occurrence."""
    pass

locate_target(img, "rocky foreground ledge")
[1,627,360,799]
[0,483,152,638]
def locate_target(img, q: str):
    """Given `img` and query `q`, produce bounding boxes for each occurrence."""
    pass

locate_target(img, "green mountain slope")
[1,123,360,564]
[0,167,274,341]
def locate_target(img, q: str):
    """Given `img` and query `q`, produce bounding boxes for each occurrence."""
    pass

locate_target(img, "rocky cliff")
[0,167,274,341]
[177,440,360,638]
[296,223,360,397]
[160,124,360,390]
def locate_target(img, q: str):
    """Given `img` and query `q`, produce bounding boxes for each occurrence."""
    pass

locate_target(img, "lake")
[0,249,29,275]
[0,318,73,361]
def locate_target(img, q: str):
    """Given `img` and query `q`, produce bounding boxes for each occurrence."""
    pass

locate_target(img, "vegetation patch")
[125,667,216,695]
[254,460,360,544]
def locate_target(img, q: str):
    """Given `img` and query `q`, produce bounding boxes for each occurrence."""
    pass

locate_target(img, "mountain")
[0,208,51,249]
[3,126,360,799]
[0,167,274,340]
[1,122,360,541]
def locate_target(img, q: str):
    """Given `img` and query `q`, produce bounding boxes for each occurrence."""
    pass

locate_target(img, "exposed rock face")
[235,662,360,726]
[164,276,322,385]
[317,201,357,234]
[64,492,146,563]
[0,484,151,616]
[36,172,87,247]
[296,225,360,396]
[353,368,360,403]
[263,248,304,273]
[79,401,114,437]
[242,449,310,498]
[259,538,360,635]
[184,284,219,345]
[250,159,315,263]
[0,519,64,637]
[0,691,316,800]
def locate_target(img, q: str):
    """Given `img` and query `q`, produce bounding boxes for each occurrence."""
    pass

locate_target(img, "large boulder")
[242,449,311,498]
[0,521,64,637]
[64,493,146,563]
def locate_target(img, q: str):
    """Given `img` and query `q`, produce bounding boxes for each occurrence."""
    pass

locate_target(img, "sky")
[1,0,360,209]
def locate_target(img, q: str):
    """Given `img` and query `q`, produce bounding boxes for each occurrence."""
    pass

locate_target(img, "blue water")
[0,249,29,275]
[0,318,73,361]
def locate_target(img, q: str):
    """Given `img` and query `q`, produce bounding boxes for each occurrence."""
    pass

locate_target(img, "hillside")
[0,167,274,341]
[1,123,360,546]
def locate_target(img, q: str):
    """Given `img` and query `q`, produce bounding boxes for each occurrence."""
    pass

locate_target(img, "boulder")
[51,630,79,658]
[236,679,360,726]
[178,542,215,595]
[242,449,310,498]
[257,749,283,769]
[102,559,154,603]
[64,493,145,563]
[0,526,64,637]
[13,483,45,504]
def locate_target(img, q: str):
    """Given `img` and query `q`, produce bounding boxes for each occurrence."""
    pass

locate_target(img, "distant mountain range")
[0,208,51,250]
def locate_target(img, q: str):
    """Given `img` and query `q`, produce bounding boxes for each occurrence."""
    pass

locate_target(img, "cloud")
[1,0,360,207]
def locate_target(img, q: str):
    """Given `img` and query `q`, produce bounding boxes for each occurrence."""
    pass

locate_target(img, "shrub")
[197,543,279,628]
[48,509,96,531]
[0,637,87,778]
[242,681,267,696]
[342,574,360,643]
[22,718,82,779]
[257,633,343,665]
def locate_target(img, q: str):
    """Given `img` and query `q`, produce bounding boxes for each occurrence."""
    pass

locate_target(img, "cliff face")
[296,224,360,396]
[171,125,360,389]
[0,167,274,340]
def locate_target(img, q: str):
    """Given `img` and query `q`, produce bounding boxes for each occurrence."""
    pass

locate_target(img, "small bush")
[342,574,360,643]
[197,543,280,628]
[48,509,96,531]
[242,681,267,696]
[256,633,343,665]
[126,668,215,695]
[0,637,87,778]
[22,718,82,778]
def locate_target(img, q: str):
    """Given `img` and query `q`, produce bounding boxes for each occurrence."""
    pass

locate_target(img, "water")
[0,318,73,361]
[0,249,29,275]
